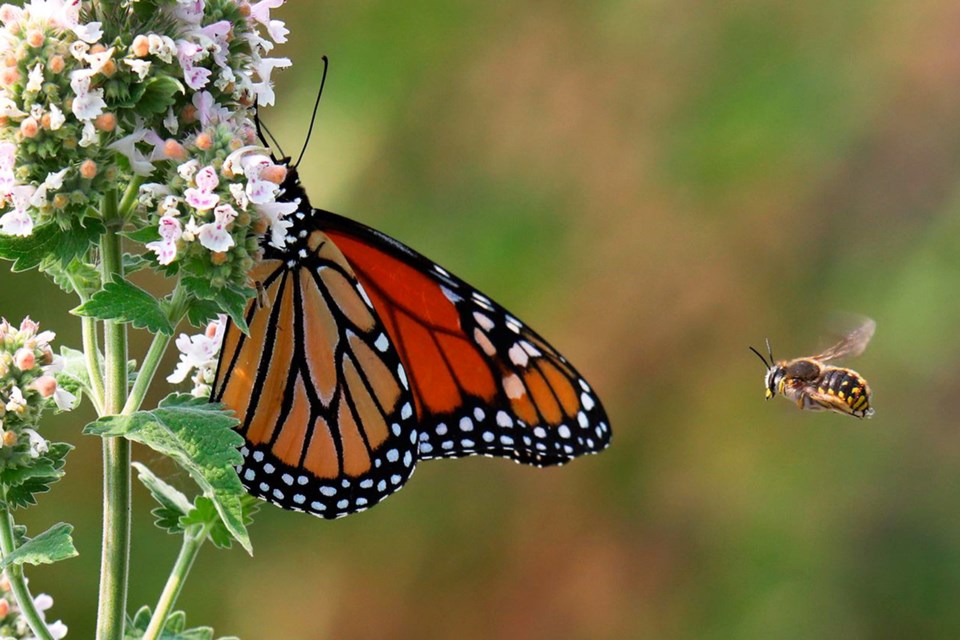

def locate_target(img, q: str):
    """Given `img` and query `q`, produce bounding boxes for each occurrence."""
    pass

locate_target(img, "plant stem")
[141,523,211,640]
[0,505,54,640]
[81,315,105,415]
[122,284,189,416]
[96,189,131,640]
[118,175,147,221]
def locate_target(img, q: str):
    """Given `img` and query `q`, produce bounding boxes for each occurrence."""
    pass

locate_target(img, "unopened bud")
[20,117,38,138]
[80,159,98,179]
[164,139,187,161]
[132,35,149,57]
[181,105,197,123]
[13,348,34,371]
[100,59,117,77]
[195,132,212,150]
[26,30,44,48]
[90,43,106,55]
[33,375,57,398]
[210,251,228,265]
[94,112,116,132]
[2,431,16,447]
[52,193,68,209]
[48,55,64,73]
[0,597,9,618]
[0,67,19,86]
[261,164,287,185]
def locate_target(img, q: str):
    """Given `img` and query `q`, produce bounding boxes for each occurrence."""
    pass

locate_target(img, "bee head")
[749,339,782,400]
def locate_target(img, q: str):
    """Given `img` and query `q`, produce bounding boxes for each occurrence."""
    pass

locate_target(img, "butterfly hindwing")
[213,228,419,519]
[318,210,611,468]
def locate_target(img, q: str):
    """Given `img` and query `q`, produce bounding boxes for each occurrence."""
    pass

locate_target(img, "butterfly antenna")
[749,346,769,369]
[294,55,329,169]
[254,101,287,159]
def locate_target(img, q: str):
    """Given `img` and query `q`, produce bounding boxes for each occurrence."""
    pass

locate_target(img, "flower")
[167,315,227,398]
[197,203,237,251]
[107,128,154,175]
[184,165,220,211]
[257,198,297,248]
[145,215,183,265]
[23,428,48,457]
[4,386,25,413]
[69,70,106,121]
[0,186,38,237]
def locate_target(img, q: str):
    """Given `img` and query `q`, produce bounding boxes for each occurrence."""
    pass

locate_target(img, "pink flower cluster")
[0,0,292,241]
[144,145,297,266]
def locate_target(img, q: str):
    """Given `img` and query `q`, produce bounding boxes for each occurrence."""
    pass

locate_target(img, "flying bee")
[750,318,876,418]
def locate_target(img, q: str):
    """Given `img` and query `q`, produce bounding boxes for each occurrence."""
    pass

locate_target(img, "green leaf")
[0,218,102,272]
[0,522,77,568]
[133,462,193,535]
[186,298,222,328]
[74,277,174,335]
[125,605,239,640]
[5,443,73,509]
[56,346,94,407]
[182,277,251,334]
[139,76,183,115]
[123,225,161,244]
[85,395,251,553]
[123,253,151,275]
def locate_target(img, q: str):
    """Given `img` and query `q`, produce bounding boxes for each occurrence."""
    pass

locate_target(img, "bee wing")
[813,317,876,363]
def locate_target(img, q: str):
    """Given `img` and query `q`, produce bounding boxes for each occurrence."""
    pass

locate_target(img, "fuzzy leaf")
[85,394,250,553]
[181,277,251,334]
[186,298,222,328]
[0,522,77,568]
[125,604,240,640]
[123,253,151,275]
[139,76,183,115]
[5,443,73,509]
[0,218,102,272]
[133,462,193,535]
[56,346,94,407]
[74,277,174,335]
[123,225,161,244]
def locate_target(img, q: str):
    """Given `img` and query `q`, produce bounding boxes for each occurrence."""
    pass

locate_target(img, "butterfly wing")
[212,231,419,519]
[318,210,611,467]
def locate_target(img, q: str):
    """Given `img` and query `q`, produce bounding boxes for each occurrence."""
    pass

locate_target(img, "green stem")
[118,175,147,222]
[96,190,131,640]
[66,269,106,414]
[122,284,189,416]
[81,315,105,415]
[0,505,54,640]
[141,523,211,640]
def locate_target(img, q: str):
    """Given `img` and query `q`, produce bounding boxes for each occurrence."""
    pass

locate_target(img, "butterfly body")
[212,166,611,518]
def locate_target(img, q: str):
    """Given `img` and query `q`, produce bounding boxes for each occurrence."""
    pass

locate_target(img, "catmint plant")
[0,0,292,638]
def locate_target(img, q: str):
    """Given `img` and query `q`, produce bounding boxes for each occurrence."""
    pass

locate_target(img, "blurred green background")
[4,0,960,638]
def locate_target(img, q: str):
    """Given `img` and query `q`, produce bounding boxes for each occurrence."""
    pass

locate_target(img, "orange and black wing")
[211,233,419,519]
[319,210,611,467]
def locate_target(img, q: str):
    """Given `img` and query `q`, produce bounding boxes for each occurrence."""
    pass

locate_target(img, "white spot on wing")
[508,343,529,367]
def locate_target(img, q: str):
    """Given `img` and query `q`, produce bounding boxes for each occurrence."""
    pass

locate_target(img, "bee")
[750,318,876,418]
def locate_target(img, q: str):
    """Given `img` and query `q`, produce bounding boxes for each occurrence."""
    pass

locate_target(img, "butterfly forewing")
[213,227,419,519]
[319,211,611,467]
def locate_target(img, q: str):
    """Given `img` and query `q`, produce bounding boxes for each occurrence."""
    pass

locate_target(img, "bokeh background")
[3,0,960,638]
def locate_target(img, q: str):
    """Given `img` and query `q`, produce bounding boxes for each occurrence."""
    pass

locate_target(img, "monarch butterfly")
[211,68,611,519]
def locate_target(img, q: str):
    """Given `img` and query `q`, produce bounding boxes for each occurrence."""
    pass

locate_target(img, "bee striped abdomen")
[818,367,871,416]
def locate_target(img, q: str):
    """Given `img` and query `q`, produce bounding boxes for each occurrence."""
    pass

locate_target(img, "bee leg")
[795,393,806,411]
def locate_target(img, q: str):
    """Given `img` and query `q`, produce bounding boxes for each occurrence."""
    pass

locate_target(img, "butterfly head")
[277,160,309,206]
